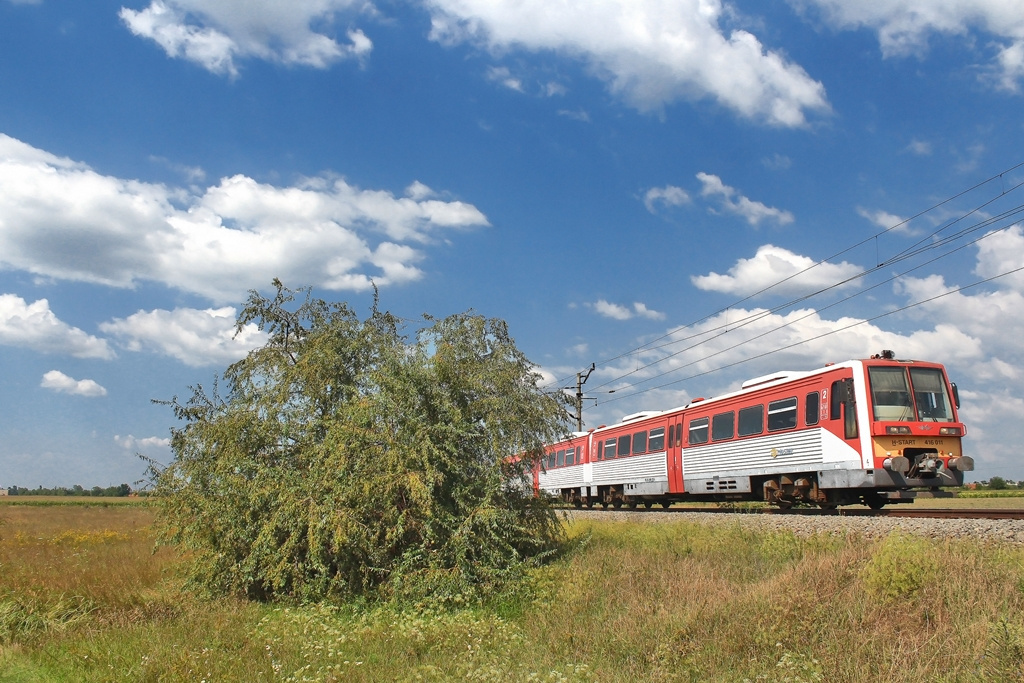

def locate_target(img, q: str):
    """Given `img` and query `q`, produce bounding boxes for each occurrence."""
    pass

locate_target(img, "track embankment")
[563,507,1024,544]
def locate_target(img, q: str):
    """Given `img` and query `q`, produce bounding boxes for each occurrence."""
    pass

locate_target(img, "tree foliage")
[151,280,569,602]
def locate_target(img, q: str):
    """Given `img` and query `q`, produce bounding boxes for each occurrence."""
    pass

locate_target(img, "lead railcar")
[536,351,973,509]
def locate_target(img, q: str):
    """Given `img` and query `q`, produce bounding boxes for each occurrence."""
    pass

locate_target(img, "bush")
[150,281,569,603]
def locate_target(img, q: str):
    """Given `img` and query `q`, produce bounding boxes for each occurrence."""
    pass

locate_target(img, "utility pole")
[573,363,595,432]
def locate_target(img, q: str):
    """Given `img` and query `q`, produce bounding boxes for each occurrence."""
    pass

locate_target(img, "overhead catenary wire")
[590,199,1024,397]
[599,262,1024,405]
[542,160,1024,400]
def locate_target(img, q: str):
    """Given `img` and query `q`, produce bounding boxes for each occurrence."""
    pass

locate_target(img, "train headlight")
[886,426,912,435]
[939,427,962,436]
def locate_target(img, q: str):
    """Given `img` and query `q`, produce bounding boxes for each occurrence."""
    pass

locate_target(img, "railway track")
[566,506,1024,521]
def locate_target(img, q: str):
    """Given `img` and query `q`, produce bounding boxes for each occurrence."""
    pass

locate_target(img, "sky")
[2,0,1024,488]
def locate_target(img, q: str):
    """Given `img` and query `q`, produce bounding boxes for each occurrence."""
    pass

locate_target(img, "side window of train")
[547,452,555,469]
[556,449,565,467]
[712,411,735,441]
[688,417,709,445]
[648,427,665,451]
[738,405,764,437]
[805,391,820,426]
[633,430,648,454]
[768,397,798,431]
[595,441,603,461]
[617,434,632,457]
[830,379,858,439]
[565,447,575,466]
[605,438,617,459]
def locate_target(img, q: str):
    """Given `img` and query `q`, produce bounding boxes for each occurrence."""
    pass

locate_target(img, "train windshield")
[868,366,956,422]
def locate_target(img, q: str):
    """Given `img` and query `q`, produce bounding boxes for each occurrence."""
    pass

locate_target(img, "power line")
[600,262,1024,405]
[558,163,1024,397]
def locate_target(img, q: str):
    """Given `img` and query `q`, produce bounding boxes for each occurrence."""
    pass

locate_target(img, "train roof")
[570,354,949,438]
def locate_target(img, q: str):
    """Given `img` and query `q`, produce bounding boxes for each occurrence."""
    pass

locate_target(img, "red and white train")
[536,351,973,509]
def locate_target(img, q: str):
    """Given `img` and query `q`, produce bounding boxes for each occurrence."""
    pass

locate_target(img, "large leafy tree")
[151,280,569,601]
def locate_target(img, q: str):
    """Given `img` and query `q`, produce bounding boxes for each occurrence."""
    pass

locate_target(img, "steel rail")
[565,506,1024,521]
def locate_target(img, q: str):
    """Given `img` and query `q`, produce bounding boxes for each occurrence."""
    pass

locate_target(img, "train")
[536,351,973,509]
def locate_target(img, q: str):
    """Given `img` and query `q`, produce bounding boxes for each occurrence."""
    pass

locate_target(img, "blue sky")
[2,0,1024,487]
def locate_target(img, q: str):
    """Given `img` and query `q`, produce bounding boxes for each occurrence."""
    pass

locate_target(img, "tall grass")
[1,508,1022,681]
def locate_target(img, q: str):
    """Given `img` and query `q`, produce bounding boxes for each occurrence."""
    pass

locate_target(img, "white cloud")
[40,370,107,398]
[696,172,795,226]
[486,65,524,92]
[115,434,171,450]
[100,306,268,367]
[643,185,691,213]
[590,299,665,320]
[119,0,372,77]
[691,244,862,297]
[906,139,932,156]
[426,0,830,127]
[973,224,1024,291]
[857,206,914,234]
[0,134,489,304]
[0,294,114,359]
[792,0,1024,91]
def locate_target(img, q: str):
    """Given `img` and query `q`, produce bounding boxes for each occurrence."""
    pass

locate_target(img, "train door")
[666,415,685,492]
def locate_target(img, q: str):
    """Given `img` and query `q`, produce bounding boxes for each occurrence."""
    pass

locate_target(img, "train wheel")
[818,502,838,510]
[643,501,653,509]
[573,499,583,509]
[866,498,886,510]
[612,499,623,509]
[661,501,672,509]
[627,500,638,509]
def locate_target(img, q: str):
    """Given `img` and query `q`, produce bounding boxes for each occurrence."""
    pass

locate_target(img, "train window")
[830,381,843,420]
[909,368,955,422]
[565,448,574,466]
[617,434,632,457]
[547,452,555,469]
[648,427,665,451]
[688,417,709,445]
[805,392,820,426]
[595,441,603,461]
[868,367,913,421]
[556,449,565,467]
[738,405,764,436]
[633,431,648,454]
[605,438,617,459]
[768,397,798,431]
[668,424,676,448]
[712,411,735,441]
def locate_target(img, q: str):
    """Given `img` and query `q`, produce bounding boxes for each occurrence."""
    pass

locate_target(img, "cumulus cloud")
[0,294,114,359]
[100,306,267,367]
[0,134,489,304]
[643,185,691,213]
[40,370,107,397]
[590,299,665,321]
[119,0,372,77]
[425,0,830,127]
[792,0,1024,91]
[696,173,794,226]
[691,244,862,297]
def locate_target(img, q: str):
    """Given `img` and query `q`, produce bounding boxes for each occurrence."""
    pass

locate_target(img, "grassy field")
[1,499,1022,681]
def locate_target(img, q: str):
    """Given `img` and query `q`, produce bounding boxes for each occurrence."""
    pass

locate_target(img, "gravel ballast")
[564,509,1024,544]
